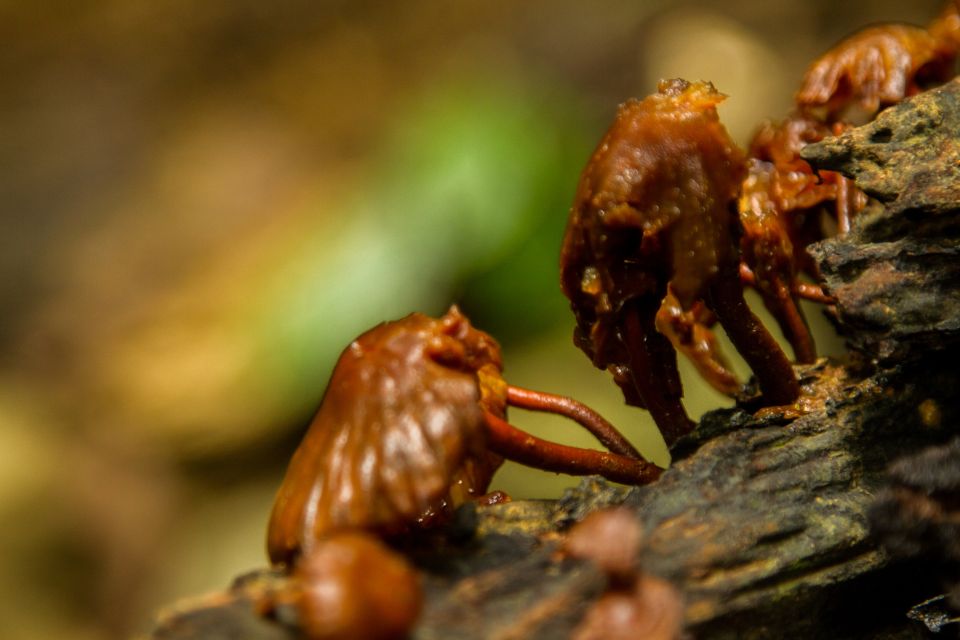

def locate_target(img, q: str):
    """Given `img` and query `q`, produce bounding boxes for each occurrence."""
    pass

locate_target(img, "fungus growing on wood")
[561,79,800,446]
[267,306,660,566]
[285,532,423,640]
[730,3,960,365]
[796,22,957,123]
[564,508,684,640]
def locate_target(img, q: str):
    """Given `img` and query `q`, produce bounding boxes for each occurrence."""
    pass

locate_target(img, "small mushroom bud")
[290,532,423,640]
[563,508,643,587]
[572,574,685,640]
[564,508,685,640]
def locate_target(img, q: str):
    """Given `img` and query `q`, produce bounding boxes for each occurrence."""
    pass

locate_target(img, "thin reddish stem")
[765,275,817,364]
[622,302,695,447]
[793,281,835,305]
[505,385,642,460]
[739,263,835,304]
[708,264,800,406]
[835,179,852,235]
[483,412,663,486]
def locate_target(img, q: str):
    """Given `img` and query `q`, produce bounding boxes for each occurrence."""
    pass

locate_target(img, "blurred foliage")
[255,74,593,422]
[0,1,948,639]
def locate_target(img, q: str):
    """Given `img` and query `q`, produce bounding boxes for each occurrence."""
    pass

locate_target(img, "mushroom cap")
[267,306,504,565]
[563,508,643,586]
[796,24,955,120]
[560,79,744,374]
[572,574,685,640]
[291,532,423,640]
[564,509,684,640]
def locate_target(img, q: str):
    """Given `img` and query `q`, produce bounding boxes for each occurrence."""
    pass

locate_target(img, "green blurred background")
[0,1,946,638]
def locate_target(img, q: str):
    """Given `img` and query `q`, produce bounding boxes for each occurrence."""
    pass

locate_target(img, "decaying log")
[869,437,960,635]
[803,78,960,364]
[146,82,960,639]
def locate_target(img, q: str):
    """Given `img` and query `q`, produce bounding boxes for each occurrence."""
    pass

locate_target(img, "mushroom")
[796,21,956,123]
[561,79,800,447]
[285,532,423,640]
[267,306,661,565]
[563,508,685,640]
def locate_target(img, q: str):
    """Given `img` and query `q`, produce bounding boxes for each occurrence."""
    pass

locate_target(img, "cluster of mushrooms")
[255,3,960,638]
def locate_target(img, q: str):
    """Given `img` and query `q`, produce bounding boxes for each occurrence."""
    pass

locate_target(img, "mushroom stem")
[505,385,642,460]
[483,411,663,486]
[739,263,835,304]
[762,275,818,364]
[622,301,695,447]
[835,176,855,235]
[707,263,801,405]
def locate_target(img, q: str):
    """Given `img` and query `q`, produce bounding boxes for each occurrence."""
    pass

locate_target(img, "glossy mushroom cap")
[563,508,643,587]
[560,78,745,377]
[291,532,423,640]
[565,508,684,640]
[267,306,505,565]
[796,24,955,122]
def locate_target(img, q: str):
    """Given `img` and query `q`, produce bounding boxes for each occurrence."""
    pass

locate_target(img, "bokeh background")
[1,1,948,638]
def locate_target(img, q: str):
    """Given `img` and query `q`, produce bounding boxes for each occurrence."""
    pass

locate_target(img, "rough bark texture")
[145,82,960,639]
[803,78,960,364]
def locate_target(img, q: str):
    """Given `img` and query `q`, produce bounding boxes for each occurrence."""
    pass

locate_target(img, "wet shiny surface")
[267,307,504,565]
[797,23,956,120]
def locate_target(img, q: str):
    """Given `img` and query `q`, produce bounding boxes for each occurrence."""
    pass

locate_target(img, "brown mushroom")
[563,508,643,587]
[572,574,686,640]
[561,79,800,447]
[564,509,685,640]
[796,23,956,123]
[747,115,864,239]
[287,532,423,640]
[267,306,662,565]
[267,307,500,564]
